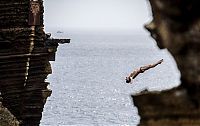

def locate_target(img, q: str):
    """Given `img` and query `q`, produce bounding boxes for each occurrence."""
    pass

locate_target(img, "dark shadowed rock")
[132,0,200,125]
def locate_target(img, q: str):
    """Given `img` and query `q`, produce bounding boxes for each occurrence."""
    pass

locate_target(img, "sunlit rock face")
[133,0,200,125]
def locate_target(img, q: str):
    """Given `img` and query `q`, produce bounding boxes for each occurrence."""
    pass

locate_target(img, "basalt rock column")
[132,0,200,126]
[0,0,57,125]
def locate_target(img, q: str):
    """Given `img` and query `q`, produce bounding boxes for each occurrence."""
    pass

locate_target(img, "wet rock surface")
[133,0,200,125]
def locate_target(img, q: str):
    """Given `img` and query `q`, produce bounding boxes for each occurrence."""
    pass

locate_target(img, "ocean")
[40,30,180,126]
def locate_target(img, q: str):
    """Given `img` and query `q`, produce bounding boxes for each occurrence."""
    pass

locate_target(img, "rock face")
[0,97,19,126]
[132,0,200,126]
[0,0,60,125]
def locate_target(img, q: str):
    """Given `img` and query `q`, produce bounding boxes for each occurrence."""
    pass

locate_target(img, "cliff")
[132,0,200,125]
[0,0,66,125]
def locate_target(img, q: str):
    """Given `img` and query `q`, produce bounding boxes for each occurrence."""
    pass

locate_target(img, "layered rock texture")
[0,0,59,125]
[132,0,200,126]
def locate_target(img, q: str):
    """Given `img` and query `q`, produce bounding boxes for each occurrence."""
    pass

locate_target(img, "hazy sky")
[44,0,151,31]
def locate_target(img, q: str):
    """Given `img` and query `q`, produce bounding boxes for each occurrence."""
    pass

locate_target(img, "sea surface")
[40,30,180,126]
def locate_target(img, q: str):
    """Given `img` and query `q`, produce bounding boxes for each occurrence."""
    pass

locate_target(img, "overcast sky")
[44,0,151,31]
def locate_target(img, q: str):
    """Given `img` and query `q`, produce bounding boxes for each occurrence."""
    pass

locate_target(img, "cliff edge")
[0,0,61,125]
